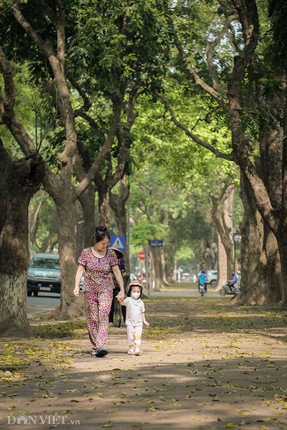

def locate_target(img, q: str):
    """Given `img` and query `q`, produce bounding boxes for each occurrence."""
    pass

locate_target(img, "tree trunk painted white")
[0,273,30,336]
[0,144,45,336]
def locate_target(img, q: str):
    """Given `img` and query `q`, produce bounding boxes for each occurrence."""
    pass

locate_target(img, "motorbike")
[219,281,240,296]
[199,283,206,296]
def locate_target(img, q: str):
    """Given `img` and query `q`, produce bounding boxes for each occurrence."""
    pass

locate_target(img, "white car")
[27,253,61,296]
[207,270,217,287]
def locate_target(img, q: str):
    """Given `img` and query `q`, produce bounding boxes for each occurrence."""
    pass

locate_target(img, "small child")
[118,280,149,355]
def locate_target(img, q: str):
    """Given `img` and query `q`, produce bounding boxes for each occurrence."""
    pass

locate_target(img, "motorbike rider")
[228,272,238,292]
[198,270,208,293]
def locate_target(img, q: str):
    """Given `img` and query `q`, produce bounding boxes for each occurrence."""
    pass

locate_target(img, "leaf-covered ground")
[0,291,287,429]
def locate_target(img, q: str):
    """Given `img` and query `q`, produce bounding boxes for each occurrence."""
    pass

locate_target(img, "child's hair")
[127,281,143,298]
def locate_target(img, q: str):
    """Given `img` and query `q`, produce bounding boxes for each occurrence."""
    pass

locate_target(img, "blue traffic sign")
[110,235,126,251]
[149,239,163,247]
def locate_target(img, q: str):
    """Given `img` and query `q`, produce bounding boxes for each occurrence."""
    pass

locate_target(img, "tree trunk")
[211,182,235,284]
[149,247,162,291]
[165,243,177,283]
[0,273,29,336]
[78,186,96,251]
[278,74,287,306]
[110,177,130,272]
[216,233,228,289]
[276,234,287,306]
[43,173,84,319]
[160,248,170,286]
[0,145,45,336]
[110,178,129,236]
[238,175,281,305]
[98,189,110,226]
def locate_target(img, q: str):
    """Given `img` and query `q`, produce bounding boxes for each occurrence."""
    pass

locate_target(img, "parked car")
[207,270,218,287]
[27,253,85,297]
[182,272,192,282]
[27,253,61,296]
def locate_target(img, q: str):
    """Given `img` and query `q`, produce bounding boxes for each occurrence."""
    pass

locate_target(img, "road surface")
[26,286,222,317]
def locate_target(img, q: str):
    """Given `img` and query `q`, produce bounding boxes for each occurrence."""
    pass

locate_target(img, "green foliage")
[67,0,171,97]
[132,80,234,190]
[1,63,35,152]
[128,147,216,270]
[0,0,244,270]
[0,0,171,168]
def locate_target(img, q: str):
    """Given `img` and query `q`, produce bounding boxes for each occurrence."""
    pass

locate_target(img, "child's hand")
[117,295,124,304]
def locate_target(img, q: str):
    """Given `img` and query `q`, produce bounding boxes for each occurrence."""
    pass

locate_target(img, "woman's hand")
[74,265,85,297]
[116,291,124,302]
[73,286,80,296]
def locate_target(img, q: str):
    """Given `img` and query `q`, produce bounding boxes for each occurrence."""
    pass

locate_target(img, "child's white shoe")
[128,348,135,355]
[134,349,142,356]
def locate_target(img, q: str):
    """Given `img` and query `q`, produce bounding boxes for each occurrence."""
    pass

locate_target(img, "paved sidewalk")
[2,293,287,430]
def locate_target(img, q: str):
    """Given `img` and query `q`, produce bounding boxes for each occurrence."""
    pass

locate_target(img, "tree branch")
[70,77,92,114]
[12,1,53,57]
[164,6,228,108]
[74,101,123,199]
[157,92,234,161]
[206,13,238,96]
[12,0,78,166]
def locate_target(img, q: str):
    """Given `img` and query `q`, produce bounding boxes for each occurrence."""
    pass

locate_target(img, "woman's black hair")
[94,226,110,243]
[127,282,143,298]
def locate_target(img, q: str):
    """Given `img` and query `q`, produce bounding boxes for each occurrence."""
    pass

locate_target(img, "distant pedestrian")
[198,270,208,292]
[73,226,125,357]
[118,281,149,356]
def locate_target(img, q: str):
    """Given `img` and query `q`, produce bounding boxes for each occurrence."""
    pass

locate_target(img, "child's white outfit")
[123,296,145,354]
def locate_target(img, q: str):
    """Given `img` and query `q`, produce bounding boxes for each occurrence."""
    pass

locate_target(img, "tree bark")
[276,80,287,306]
[217,233,228,288]
[43,172,85,319]
[77,186,96,252]
[97,179,111,226]
[149,247,162,291]
[110,176,130,272]
[160,248,170,286]
[238,175,281,305]
[211,182,235,285]
[0,144,45,336]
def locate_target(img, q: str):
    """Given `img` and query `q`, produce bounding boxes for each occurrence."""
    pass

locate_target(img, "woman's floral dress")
[78,247,118,350]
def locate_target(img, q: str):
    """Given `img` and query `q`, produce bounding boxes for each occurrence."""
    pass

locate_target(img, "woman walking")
[73,226,125,357]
